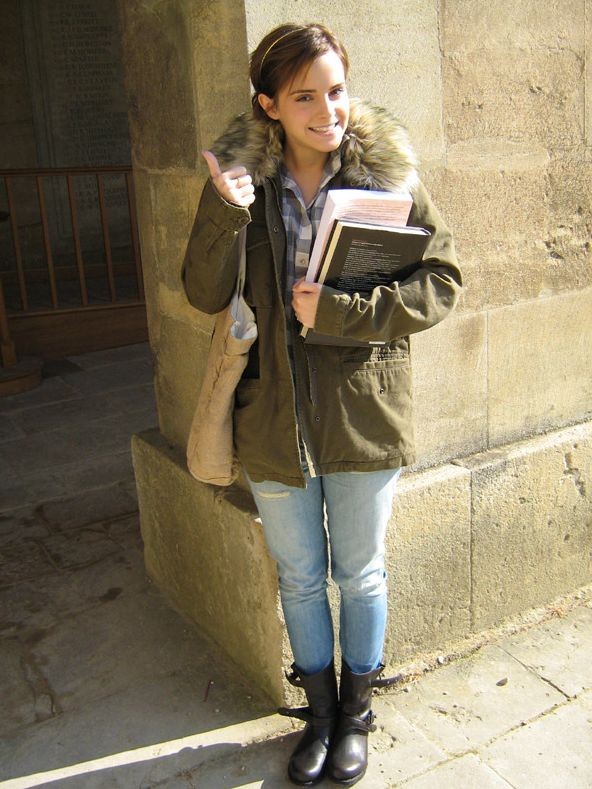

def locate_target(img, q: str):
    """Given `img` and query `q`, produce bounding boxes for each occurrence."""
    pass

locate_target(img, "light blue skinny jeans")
[247,467,401,676]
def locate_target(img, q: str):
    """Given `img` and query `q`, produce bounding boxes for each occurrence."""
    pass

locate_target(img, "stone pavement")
[1,343,591,788]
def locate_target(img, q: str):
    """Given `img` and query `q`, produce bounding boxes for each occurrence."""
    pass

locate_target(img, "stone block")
[393,643,564,754]
[153,313,211,447]
[131,428,287,703]
[384,464,472,662]
[427,164,553,312]
[545,150,592,293]
[129,167,161,342]
[0,640,37,735]
[118,1,198,170]
[442,0,585,148]
[498,605,592,699]
[460,422,592,630]
[481,694,592,788]
[442,1,585,54]
[186,1,250,148]
[402,753,512,789]
[411,311,487,468]
[488,289,592,444]
[587,7,592,146]
[148,173,207,294]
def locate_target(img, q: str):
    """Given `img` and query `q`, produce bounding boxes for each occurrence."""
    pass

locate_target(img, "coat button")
[312,367,317,374]
[273,226,280,232]
[315,416,320,422]
[379,387,385,394]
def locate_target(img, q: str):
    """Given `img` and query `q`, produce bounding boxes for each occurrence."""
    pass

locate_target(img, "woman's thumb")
[202,150,221,178]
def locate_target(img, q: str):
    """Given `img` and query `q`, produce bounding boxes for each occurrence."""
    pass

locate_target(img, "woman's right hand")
[202,150,255,207]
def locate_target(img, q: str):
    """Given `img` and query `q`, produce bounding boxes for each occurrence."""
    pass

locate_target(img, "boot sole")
[328,767,367,786]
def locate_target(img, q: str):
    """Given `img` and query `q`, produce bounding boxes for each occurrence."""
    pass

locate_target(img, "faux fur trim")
[210,98,418,192]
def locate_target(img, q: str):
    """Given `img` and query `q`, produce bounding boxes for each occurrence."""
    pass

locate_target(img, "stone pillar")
[120,0,592,701]
[118,0,289,701]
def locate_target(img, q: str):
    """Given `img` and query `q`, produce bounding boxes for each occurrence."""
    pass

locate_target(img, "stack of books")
[301,189,431,346]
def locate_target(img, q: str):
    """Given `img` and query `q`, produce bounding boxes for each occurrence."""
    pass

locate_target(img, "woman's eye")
[331,87,345,97]
[296,95,312,102]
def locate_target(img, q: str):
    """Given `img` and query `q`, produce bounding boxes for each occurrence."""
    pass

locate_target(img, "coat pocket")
[339,363,413,454]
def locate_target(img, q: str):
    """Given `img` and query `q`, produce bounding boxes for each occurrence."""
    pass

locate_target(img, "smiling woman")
[182,21,462,787]
[257,50,350,190]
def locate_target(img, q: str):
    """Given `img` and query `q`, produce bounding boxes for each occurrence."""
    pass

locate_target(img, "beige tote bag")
[186,227,257,485]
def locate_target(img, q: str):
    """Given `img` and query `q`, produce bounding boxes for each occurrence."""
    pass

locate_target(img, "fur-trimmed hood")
[211,98,418,192]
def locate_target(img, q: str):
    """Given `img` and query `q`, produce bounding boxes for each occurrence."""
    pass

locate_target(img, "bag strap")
[235,226,247,297]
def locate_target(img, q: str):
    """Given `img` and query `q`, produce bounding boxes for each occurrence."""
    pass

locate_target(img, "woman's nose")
[319,94,334,118]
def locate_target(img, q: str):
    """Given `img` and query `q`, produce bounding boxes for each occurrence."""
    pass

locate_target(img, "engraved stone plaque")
[22,0,132,256]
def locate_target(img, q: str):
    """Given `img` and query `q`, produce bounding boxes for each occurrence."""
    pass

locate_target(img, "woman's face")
[259,49,350,166]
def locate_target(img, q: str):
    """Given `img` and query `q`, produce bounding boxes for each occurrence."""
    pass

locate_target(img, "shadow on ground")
[0,344,284,788]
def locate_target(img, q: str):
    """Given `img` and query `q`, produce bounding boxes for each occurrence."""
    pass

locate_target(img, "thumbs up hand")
[202,150,255,207]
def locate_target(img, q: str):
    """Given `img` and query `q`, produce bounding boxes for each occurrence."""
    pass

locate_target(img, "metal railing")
[0,166,144,314]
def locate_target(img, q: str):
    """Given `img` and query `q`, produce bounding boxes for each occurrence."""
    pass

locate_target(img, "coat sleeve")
[312,180,462,342]
[181,179,251,314]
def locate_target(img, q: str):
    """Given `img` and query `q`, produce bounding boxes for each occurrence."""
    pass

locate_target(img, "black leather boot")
[329,660,402,785]
[278,661,338,786]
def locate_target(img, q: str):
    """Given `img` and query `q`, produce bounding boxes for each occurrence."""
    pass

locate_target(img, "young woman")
[183,23,462,786]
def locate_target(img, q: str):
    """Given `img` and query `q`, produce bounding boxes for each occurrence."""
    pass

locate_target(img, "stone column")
[118,0,288,702]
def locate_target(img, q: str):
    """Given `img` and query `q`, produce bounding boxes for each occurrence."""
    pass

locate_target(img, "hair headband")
[259,28,302,78]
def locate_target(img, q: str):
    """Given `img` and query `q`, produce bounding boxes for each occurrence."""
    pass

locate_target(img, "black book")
[301,220,431,346]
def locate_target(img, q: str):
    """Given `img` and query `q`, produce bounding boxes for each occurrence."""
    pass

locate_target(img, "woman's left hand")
[292,278,322,328]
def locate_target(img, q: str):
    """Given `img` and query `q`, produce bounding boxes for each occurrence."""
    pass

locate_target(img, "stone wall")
[121,0,592,700]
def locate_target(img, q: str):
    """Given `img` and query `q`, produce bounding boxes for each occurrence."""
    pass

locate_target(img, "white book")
[305,188,414,283]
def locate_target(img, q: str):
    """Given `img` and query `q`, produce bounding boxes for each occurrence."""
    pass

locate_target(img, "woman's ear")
[258,93,279,120]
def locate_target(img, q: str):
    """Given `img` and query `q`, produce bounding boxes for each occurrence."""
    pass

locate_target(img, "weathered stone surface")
[186,1,250,149]
[587,7,592,146]
[0,416,25,443]
[498,603,592,699]
[402,752,512,788]
[148,173,206,294]
[481,693,592,789]
[0,640,37,735]
[411,311,487,468]
[488,289,592,444]
[0,669,276,785]
[39,483,137,531]
[154,313,211,447]
[385,464,471,662]
[442,1,585,52]
[0,451,134,514]
[442,0,585,149]
[361,701,447,786]
[393,644,565,754]
[131,428,287,703]
[66,355,153,396]
[428,164,553,312]
[545,150,592,291]
[118,0,198,170]
[0,376,78,414]
[460,422,592,630]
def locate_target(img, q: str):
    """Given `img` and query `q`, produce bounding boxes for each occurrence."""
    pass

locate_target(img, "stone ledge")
[132,422,592,700]
[456,420,592,629]
[131,429,287,703]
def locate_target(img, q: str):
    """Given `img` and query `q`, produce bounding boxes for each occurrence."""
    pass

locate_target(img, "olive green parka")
[182,99,462,487]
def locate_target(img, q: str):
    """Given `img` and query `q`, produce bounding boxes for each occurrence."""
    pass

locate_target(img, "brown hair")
[250,23,349,122]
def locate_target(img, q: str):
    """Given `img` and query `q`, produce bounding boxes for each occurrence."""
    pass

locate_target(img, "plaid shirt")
[278,151,342,470]
[280,150,342,329]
